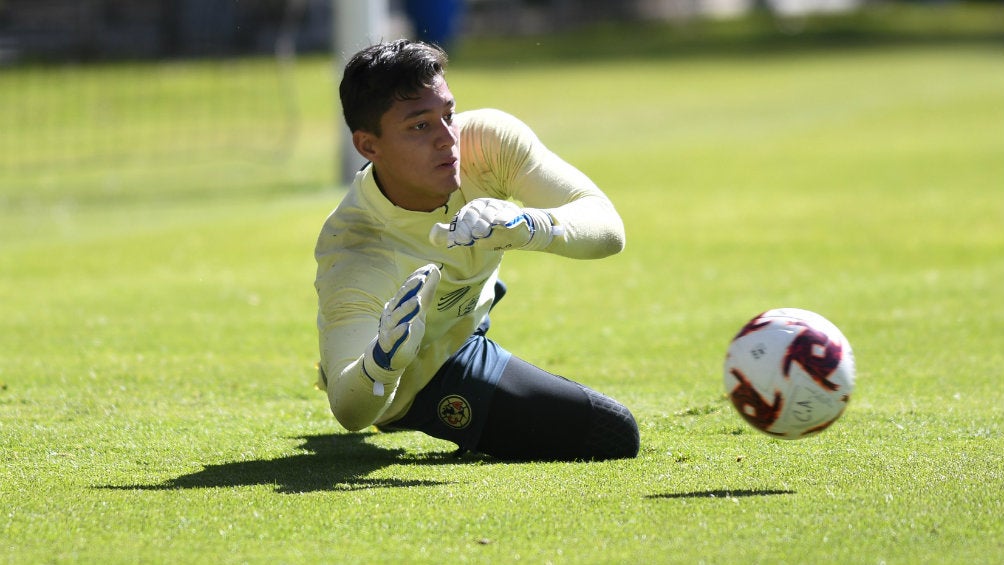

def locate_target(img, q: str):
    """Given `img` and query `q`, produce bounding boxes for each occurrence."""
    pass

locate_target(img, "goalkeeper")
[315,40,639,461]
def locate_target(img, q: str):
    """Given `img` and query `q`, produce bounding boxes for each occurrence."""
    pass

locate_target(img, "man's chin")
[442,177,462,194]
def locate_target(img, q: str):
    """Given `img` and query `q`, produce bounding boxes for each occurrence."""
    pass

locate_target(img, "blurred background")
[0,0,1001,197]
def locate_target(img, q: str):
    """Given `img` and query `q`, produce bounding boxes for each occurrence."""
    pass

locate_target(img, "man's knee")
[581,387,640,460]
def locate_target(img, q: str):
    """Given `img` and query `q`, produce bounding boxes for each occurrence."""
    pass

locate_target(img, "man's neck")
[372,167,448,212]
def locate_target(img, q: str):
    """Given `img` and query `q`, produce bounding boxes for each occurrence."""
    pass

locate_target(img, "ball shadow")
[647,489,796,500]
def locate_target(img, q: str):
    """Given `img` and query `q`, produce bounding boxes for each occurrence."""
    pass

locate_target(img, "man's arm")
[319,264,441,430]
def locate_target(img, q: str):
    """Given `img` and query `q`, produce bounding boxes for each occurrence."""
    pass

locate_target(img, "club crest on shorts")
[438,395,472,429]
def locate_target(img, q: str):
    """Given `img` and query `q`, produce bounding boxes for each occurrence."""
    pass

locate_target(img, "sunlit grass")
[2,7,1003,563]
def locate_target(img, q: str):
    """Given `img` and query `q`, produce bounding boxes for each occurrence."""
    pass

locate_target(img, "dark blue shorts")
[384,333,511,451]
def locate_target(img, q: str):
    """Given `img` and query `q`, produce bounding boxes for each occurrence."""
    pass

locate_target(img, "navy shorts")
[384,333,511,451]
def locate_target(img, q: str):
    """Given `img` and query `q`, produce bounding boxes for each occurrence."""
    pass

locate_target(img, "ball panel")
[727,366,785,434]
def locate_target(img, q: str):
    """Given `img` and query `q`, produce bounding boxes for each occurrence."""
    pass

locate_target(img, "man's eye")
[444,112,455,124]
[412,122,428,131]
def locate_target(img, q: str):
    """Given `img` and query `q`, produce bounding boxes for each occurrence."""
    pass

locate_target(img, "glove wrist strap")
[521,208,562,252]
[362,343,403,396]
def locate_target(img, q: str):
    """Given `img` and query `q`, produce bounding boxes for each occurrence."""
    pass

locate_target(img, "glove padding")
[429,198,556,252]
[363,264,441,395]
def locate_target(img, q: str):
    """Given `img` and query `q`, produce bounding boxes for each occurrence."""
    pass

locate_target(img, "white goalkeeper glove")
[429,198,563,252]
[362,264,441,396]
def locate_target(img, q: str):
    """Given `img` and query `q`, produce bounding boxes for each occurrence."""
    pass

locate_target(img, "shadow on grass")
[98,433,466,494]
[648,489,796,500]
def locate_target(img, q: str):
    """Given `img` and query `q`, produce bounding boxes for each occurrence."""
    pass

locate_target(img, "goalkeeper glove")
[429,198,563,252]
[362,263,441,396]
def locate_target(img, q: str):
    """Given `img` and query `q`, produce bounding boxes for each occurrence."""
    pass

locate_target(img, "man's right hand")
[429,198,559,252]
[362,264,441,395]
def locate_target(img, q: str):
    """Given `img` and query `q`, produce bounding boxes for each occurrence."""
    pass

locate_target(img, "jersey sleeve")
[315,251,403,431]
[459,109,626,259]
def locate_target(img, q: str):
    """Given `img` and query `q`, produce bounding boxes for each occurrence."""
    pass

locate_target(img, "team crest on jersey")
[438,395,472,429]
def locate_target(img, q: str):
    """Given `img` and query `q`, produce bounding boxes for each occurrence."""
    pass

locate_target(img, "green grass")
[2,6,1004,564]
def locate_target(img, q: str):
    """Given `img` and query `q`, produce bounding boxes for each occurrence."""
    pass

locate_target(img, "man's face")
[355,75,460,212]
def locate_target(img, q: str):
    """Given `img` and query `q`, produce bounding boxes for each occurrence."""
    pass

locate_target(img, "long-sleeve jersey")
[314,108,625,430]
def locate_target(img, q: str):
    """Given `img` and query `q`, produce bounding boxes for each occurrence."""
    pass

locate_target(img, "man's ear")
[352,130,379,161]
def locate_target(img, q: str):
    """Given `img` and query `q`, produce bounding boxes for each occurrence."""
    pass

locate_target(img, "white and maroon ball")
[723,308,855,439]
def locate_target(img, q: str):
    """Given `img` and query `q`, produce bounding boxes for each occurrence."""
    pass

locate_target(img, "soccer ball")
[723,308,855,439]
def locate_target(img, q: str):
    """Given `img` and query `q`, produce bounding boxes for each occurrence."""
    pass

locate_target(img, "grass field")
[2,6,1004,564]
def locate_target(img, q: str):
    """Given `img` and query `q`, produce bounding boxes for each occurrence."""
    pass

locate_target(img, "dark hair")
[339,40,448,135]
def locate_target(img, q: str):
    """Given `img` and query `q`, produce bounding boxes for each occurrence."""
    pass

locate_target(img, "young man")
[315,39,639,461]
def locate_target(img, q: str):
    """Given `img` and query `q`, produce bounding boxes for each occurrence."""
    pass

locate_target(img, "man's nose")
[435,121,458,149]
